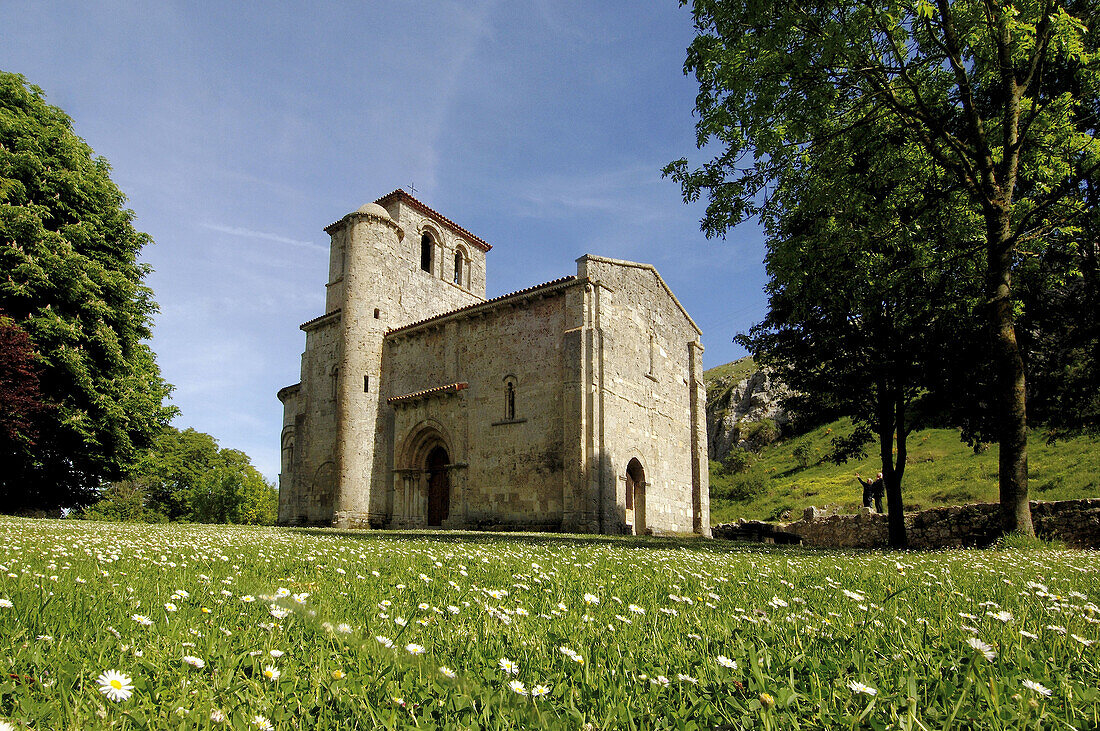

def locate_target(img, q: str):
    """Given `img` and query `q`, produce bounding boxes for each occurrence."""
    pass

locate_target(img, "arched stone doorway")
[425,445,450,527]
[626,458,646,535]
[393,421,457,528]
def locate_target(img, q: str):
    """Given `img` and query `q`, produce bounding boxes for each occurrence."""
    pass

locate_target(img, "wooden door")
[426,447,449,526]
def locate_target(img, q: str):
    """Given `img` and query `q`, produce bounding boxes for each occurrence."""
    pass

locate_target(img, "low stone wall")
[716,499,1100,549]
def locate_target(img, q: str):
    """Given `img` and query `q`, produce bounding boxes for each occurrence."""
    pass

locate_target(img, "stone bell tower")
[279,193,489,527]
[325,202,405,528]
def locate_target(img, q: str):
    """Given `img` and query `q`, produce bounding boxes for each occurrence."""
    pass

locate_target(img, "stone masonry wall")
[741,499,1100,549]
[382,288,571,530]
[579,256,708,535]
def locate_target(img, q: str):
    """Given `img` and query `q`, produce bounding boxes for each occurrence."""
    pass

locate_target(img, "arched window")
[453,250,463,285]
[503,376,518,421]
[330,365,339,401]
[420,233,433,272]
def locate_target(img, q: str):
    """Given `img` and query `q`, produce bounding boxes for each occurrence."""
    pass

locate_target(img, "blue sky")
[2,1,767,480]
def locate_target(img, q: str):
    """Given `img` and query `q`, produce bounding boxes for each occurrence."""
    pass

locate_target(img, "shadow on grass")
[284,525,884,555]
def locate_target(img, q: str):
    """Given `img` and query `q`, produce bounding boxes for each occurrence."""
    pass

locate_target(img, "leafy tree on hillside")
[737,115,985,546]
[666,0,1099,535]
[0,71,175,511]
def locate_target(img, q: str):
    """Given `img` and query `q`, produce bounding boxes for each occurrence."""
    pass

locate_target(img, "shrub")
[792,442,813,468]
[82,480,167,523]
[739,419,780,450]
[722,448,754,474]
[726,472,767,502]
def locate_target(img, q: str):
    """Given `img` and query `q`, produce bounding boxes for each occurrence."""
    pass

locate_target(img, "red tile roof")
[300,309,341,331]
[375,189,492,252]
[387,382,469,404]
[386,276,577,336]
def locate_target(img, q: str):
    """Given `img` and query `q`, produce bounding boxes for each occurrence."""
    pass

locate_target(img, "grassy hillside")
[710,418,1100,524]
[702,356,757,390]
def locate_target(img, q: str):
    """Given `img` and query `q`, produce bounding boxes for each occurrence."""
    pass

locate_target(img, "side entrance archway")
[426,445,450,526]
[626,458,646,535]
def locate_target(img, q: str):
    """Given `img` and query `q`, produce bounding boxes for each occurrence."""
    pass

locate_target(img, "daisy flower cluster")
[0,516,1096,728]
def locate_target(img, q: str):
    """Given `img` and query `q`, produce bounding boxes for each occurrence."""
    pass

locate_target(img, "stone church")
[277,190,709,535]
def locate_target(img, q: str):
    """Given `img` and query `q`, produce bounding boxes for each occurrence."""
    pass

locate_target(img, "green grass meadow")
[710,420,1100,524]
[1,517,1098,729]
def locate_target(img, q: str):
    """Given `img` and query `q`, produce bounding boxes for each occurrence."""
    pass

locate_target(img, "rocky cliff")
[703,357,792,463]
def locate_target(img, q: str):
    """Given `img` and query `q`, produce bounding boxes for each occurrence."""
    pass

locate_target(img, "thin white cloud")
[508,163,672,220]
[200,223,325,251]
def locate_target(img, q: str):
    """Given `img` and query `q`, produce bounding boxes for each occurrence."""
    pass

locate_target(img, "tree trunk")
[986,203,1034,536]
[887,396,908,548]
[877,386,908,548]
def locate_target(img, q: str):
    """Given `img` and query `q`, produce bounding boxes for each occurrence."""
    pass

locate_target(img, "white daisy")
[848,680,877,696]
[96,669,134,702]
[966,637,997,662]
[1021,679,1052,696]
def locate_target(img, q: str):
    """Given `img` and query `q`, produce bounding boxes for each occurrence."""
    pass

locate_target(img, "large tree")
[0,72,175,511]
[739,116,985,546]
[666,0,1099,534]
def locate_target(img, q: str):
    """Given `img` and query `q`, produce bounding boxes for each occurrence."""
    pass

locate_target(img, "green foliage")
[0,71,175,511]
[191,457,277,525]
[130,427,222,521]
[791,442,813,469]
[709,418,1100,524]
[993,531,1069,550]
[668,0,1100,536]
[2,518,1098,728]
[828,425,873,465]
[81,480,167,523]
[738,418,779,450]
[721,448,754,474]
[84,426,277,525]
